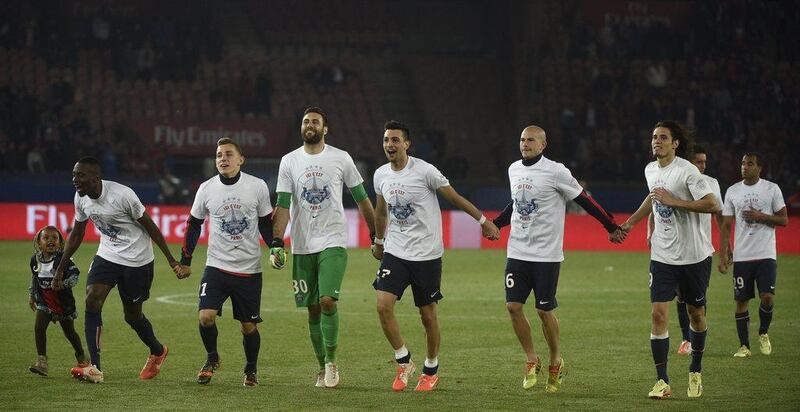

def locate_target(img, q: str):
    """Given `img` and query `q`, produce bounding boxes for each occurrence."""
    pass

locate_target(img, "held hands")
[269,237,287,270]
[608,227,628,244]
[718,253,730,274]
[171,261,191,279]
[481,220,501,240]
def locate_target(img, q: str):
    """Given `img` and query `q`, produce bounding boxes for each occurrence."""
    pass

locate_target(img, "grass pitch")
[1,241,798,411]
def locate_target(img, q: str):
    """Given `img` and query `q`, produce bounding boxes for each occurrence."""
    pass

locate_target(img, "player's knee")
[506,302,524,316]
[536,308,554,320]
[376,300,394,318]
[241,322,257,335]
[759,293,774,307]
[651,309,668,326]
[84,296,104,312]
[419,307,437,327]
[320,296,337,312]
[199,313,216,327]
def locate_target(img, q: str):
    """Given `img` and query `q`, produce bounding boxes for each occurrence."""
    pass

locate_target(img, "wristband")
[478,215,487,224]
[374,238,384,245]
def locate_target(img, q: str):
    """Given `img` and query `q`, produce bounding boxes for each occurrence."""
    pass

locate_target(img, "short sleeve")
[190,182,208,219]
[74,193,88,222]
[424,162,449,190]
[276,156,294,194]
[257,179,274,217]
[121,187,146,220]
[686,167,712,201]
[722,188,735,216]
[342,153,364,189]
[373,169,385,197]
[771,184,786,213]
[555,164,583,199]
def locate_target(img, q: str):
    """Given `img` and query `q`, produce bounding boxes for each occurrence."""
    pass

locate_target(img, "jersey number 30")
[292,279,308,294]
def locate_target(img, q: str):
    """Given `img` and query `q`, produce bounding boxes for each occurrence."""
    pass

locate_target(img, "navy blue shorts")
[199,266,263,323]
[504,258,560,311]
[373,253,443,307]
[649,257,711,305]
[87,255,154,305]
[733,259,777,301]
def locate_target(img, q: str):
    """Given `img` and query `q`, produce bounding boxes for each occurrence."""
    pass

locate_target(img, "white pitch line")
[154,293,510,320]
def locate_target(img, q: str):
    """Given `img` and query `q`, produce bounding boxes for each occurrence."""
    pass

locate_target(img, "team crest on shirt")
[298,165,332,218]
[90,214,122,242]
[650,181,674,222]
[741,192,763,227]
[512,178,539,228]
[654,200,674,219]
[215,197,251,241]
[386,183,415,232]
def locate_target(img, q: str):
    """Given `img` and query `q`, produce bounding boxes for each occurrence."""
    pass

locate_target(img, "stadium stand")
[1,0,797,208]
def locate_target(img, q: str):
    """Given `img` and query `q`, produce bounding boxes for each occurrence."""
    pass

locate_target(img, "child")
[28,226,89,376]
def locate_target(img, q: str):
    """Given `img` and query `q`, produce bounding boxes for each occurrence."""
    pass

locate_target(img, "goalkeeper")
[269,107,376,389]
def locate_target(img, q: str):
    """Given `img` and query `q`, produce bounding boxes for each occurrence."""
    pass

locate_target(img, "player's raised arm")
[437,185,499,240]
[137,213,180,272]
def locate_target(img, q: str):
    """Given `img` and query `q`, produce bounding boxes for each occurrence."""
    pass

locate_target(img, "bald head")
[519,125,547,159]
[521,126,546,141]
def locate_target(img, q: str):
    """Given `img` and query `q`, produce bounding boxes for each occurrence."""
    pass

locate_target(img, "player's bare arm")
[742,206,788,228]
[436,185,500,240]
[272,206,290,239]
[137,213,181,273]
[718,215,734,273]
[621,195,653,232]
[646,213,655,248]
[355,196,377,237]
[53,219,87,290]
[372,195,388,260]
[714,211,732,261]
[651,189,720,213]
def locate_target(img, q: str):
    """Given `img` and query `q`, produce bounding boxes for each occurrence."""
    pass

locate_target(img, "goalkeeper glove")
[269,237,286,270]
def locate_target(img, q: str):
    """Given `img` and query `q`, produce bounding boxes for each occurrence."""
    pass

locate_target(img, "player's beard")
[302,127,323,144]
